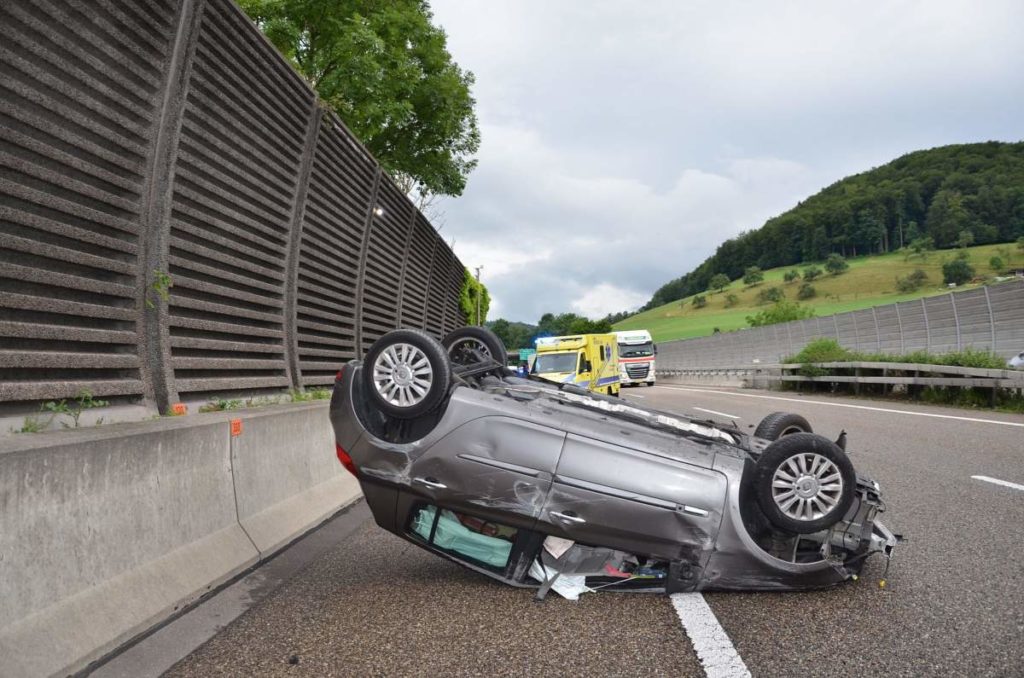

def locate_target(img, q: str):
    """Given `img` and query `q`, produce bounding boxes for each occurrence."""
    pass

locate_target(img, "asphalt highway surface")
[117,385,1024,677]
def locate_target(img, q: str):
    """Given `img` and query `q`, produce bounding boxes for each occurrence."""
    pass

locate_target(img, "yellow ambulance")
[532,334,620,396]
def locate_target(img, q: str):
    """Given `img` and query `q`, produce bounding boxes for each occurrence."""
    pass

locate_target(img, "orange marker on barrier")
[230,419,242,437]
[170,403,187,416]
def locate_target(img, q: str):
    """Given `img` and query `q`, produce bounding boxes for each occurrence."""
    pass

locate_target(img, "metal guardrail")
[0,0,466,414]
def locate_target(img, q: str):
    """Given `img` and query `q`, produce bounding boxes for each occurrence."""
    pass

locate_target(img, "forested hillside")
[644,141,1024,309]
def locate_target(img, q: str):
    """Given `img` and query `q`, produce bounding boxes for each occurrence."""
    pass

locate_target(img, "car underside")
[330,327,898,598]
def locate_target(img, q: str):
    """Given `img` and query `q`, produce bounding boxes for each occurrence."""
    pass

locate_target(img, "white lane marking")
[972,475,1024,492]
[624,393,646,399]
[670,593,751,678]
[653,385,1024,429]
[693,407,741,420]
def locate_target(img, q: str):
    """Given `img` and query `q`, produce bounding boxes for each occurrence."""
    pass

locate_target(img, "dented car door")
[536,434,729,562]
[397,416,566,530]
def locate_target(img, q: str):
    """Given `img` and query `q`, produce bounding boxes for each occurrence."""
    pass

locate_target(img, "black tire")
[363,329,451,419]
[754,433,855,534]
[753,411,813,441]
[441,326,506,367]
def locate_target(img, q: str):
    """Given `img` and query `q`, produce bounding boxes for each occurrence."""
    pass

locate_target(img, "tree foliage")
[742,266,764,285]
[692,294,707,308]
[824,253,849,275]
[240,0,480,197]
[942,256,975,285]
[746,301,816,327]
[708,273,730,292]
[643,142,1024,309]
[459,268,489,324]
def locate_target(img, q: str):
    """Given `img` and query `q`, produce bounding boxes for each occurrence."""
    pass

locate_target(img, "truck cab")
[613,329,656,386]
[533,334,620,396]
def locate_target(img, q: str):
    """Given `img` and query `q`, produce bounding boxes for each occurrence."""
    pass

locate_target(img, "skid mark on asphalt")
[693,406,741,420]
[654,385,1024,429]
[670,593,751,678]
[972,475,1024,492]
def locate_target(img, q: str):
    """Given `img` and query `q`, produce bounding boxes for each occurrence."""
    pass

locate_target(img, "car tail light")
[336,366,345,381]
[335,442,357,477]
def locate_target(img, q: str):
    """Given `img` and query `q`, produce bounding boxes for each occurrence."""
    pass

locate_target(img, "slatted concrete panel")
[954,287,993,350]
[989,282,1024,355]
[444,253,467,334]
[359,179,413,354]
[423,240,447,337]
[897,299,929,352]
[875,304,902,353]
[167,0,312,398]
[0,0,174,405]
[850,309,879,352]
[922,294,958,354]
[398,215,435,328]
[294,112,375,387]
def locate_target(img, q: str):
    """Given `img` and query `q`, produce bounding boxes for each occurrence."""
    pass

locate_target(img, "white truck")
[613,329,656,386]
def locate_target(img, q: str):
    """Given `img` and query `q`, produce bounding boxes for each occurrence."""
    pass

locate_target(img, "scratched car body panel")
[330,328,897,595]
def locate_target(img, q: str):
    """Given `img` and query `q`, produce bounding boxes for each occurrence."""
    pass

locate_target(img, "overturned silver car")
[330,327,897,598]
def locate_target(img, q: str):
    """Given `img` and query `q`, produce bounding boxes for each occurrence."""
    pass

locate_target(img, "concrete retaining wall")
[0,401,358,677]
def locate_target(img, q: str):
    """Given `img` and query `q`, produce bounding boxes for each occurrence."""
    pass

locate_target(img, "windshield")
[533,352,579,374]
[618,341,654,358]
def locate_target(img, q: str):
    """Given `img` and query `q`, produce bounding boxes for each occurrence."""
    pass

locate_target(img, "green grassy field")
[615,243,1024,342]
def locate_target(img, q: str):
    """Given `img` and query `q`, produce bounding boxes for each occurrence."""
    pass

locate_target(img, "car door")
[536,434,728,561]
[395,415,566,531]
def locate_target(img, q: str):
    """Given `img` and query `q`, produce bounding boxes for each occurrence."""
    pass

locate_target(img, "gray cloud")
[429,0,1024,322]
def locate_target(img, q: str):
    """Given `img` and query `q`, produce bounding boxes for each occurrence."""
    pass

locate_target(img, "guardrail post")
[282,103,323,389]
[137,0,204,413]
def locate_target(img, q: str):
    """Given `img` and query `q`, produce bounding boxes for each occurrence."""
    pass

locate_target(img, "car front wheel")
[753,433,855,534]
[363,329,451,419]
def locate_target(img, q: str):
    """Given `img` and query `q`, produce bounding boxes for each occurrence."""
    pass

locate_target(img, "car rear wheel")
[754,433,855,534]
[754,411,813,441]
[441,326,506,368]
[364,329,451,419]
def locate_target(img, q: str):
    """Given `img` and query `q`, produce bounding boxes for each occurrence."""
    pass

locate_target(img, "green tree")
[906,236,934,261]
[802,265,822,281]
[942,257,975,286]
[746,301,815,327]
[957,229,975,248]
[783,269,801,283]
[742,266,764,285]
[797,282,816,300]
[756,286,784,304]
[825,253,849,275]
[708,273,730,293]
[989,256,1004,272]
[724,293,739,308]
[459,268,489,323]
[692,295,707,309]
[240,0,480,198]
[1018,236,1024,252]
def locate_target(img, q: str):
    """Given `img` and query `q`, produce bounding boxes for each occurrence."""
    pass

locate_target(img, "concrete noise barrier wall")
[656,280,1024,371]
[0,0,466,418]
[0,402,358,677]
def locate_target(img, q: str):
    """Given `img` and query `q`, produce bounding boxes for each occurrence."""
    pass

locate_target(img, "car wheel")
[646,381,654,387]
[441,326,506,367]
[754,433,855,534]
[364,329,451,419]
[754,411,813,440]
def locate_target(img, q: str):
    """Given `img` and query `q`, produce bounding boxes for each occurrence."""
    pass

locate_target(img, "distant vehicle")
[614,329,656,387]
[1008,352,1024,369]
[533,334,620,397]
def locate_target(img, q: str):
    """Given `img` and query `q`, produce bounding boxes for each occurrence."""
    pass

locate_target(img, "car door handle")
[413,477,447,490]
[551,511,586,524]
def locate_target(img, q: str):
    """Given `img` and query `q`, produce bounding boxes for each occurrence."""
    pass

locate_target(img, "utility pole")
[474,265,483,325]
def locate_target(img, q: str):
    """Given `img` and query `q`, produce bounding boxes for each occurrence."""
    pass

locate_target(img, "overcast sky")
[427,0,1024,323]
